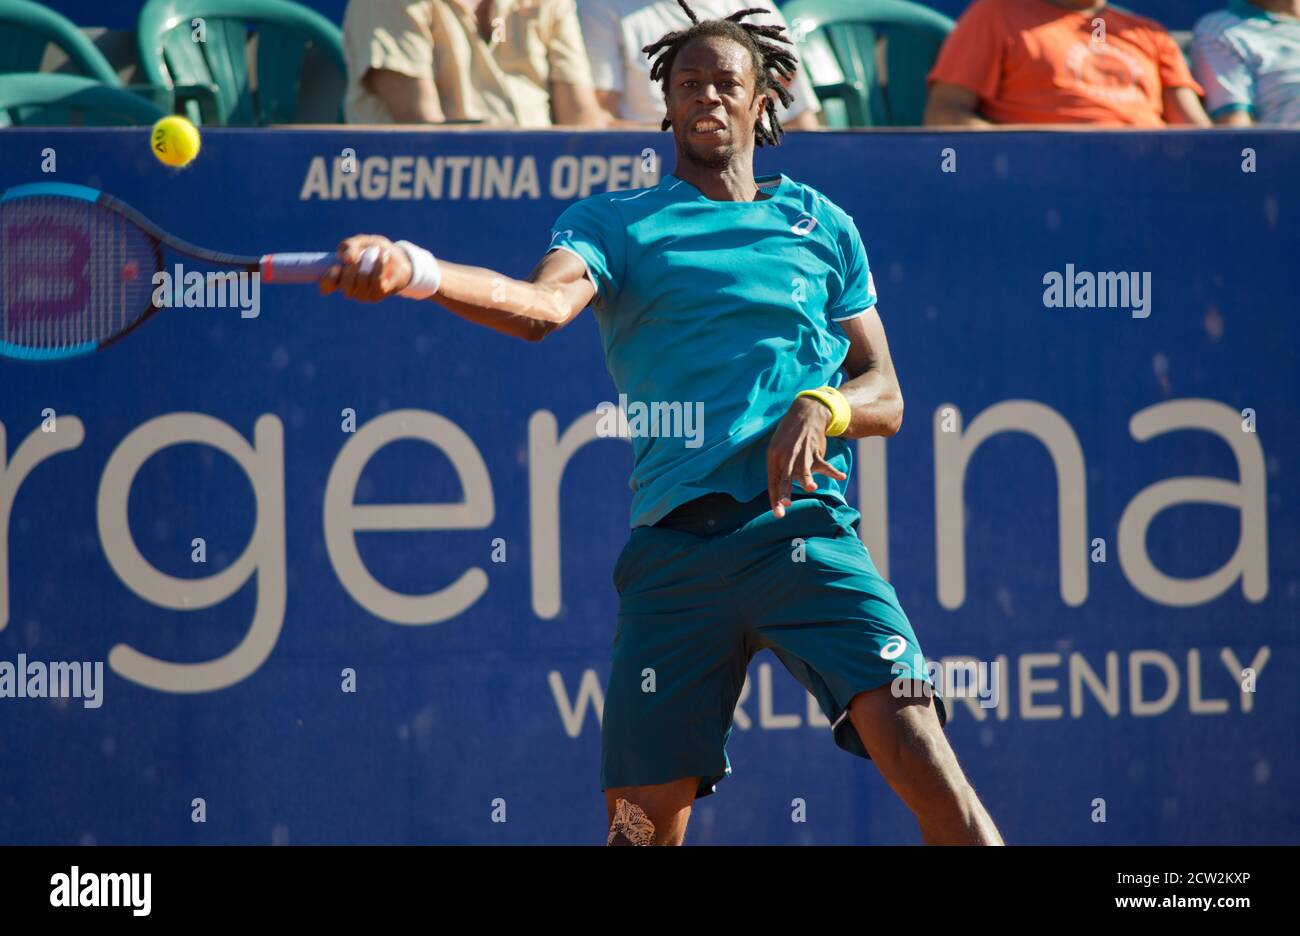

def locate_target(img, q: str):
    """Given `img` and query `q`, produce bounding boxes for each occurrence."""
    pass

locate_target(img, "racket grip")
[260,252,336,283]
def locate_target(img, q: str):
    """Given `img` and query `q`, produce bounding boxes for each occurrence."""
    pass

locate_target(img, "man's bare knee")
[850,688,945,763]
[847,687,1002,842]
[850,690,967,798]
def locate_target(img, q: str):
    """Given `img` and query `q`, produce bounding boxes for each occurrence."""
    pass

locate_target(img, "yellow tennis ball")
[150,116,201,168]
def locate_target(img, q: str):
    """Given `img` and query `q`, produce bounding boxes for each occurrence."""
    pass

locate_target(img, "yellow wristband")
[797,386,852,437]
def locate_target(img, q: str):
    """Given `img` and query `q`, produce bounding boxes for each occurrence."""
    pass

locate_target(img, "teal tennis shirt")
[548,171,878,529]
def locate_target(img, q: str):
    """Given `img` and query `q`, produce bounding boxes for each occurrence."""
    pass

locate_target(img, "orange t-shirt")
[927,0,1204,126]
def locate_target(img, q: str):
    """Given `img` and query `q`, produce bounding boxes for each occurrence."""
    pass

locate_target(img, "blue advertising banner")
[0,126,1296,844]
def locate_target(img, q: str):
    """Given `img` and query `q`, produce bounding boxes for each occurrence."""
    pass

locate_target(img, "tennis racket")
[0,181,337,362]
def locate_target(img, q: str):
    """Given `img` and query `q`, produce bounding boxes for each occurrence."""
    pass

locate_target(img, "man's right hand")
[319,235,413,302]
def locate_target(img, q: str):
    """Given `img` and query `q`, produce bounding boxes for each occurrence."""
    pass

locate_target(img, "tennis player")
[322,1,1003,846]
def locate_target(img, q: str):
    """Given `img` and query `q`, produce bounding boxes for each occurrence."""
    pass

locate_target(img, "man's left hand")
[766,397,849,518]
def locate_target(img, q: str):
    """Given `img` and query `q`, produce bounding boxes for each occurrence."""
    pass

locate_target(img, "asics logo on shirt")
[791,214,818,236]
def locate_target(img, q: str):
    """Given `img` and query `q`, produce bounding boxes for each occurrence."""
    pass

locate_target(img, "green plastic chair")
[136,0,347,126]
[781,0,955,127]
[0,0,122,84]
[0,72,167,126]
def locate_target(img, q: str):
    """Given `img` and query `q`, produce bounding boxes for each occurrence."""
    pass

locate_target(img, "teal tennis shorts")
[601,490,947,799]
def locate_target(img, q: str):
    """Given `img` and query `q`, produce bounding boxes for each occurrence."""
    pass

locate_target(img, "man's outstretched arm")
[319,236,597,342]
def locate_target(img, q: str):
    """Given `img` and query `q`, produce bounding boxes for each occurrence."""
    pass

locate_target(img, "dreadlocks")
[642,0,799,147]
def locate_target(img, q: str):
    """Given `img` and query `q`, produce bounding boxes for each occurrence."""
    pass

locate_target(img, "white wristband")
[394,240,441,299]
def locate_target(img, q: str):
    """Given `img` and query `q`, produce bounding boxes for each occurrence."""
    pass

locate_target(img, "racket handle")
[260,252,336,283]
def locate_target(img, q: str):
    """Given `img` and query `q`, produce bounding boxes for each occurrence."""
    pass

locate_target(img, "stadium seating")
[0,71,166,125]
[0,1,1223,129]
[135,0,346,126]
[0,0,120,83]
[781,0,954,127]
[0,0,170,125]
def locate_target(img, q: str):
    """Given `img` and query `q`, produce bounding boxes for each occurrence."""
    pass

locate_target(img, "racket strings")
[1,195,156,354]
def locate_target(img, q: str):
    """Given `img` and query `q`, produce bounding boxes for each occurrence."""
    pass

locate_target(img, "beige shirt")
[343,0,595,126]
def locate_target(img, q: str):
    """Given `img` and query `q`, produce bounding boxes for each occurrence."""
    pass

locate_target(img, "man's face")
[666,35,766,170]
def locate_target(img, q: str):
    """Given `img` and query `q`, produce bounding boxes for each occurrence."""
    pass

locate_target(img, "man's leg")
[602,508,750,847]
[732,495,1000,844]
[604,778,700,845]
[848,685,1003,845]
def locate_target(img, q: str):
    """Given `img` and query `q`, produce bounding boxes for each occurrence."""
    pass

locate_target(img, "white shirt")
[578,0,821,123]
[1193,1,1300,126]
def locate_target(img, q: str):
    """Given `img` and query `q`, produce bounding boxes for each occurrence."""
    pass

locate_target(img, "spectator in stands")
[924,0,1210,127]
[343,0,609,126]
[578,0,822,128]
[1193,0,1300,125]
